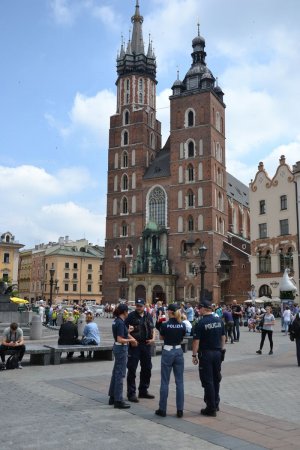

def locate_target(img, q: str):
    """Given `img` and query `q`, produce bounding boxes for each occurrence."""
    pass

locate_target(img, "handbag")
[258,314,265,331]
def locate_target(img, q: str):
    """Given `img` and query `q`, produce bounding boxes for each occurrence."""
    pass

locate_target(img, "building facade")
[0,231,24,287]
[18,237,104,304]
[103,2,250,305]
[249,156,299,298]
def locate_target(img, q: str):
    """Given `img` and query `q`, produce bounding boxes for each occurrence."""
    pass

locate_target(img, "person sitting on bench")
[79,312,100,358]
[58,316,81,359]
[0,322,26,369]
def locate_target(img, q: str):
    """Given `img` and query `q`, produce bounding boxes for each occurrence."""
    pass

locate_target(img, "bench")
[45,343,114,365]
[150,339,188,357]
[4,344,51,366]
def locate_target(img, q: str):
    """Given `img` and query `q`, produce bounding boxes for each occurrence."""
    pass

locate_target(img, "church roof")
[227,172,249,207]
[143,141,171,180]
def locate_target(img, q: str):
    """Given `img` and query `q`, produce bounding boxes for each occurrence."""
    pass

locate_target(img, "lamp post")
[49,268,55,306]
[199,243,207,303]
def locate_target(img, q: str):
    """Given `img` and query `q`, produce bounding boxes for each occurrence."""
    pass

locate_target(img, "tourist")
[256,306,275,355]
[0,322,26,369]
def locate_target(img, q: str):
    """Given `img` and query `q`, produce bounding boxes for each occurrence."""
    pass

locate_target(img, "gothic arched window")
[122,151,128,168]
[188,110,194,127]
[187,164,194,182]
[148,186,167,227]
[188,215,194,231]
[122,174,128,191]
[122,197,128,214]
[188,141,195,158]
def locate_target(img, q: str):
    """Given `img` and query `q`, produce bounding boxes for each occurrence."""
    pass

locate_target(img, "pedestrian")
[192,300,226,417]
[125,298,155,402]
[282,306,292,335]
[222,306,234,344]
[155,304,186,418]
[181,313,192,336]
[108,304,137,409]
[231,299,242,341]
[256,306,275,355]
[0,322,26,369]
[289,312,300,366]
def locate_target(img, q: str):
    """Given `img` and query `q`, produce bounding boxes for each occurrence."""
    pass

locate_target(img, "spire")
[131,0,144,54]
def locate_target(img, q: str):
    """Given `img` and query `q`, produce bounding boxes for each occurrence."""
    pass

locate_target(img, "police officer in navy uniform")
[108,304,137,409]
[192,299,226,417]
[155,304,186,418]
[125,298,155,402]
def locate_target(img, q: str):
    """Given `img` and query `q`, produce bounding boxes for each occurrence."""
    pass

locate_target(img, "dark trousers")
[127,343,152,397]
[233,318,240,340]
[109,344,128,402]
[198,350,222,412]
[0,344,26,363]
[259,330,273,351]
[225,321,234,343]
[296,338,300,366]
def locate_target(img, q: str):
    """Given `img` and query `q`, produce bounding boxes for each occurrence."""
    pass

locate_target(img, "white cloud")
[46,90,116,147]
[0,164,103,247]
[49,0,74,25]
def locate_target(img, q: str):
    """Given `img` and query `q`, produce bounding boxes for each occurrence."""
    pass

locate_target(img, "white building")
[249,155,299,299]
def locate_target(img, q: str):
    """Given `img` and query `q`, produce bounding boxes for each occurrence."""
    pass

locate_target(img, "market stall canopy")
[255,296,270,304]
[10,297,29,304]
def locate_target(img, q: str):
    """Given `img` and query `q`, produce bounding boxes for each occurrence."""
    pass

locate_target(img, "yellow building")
[0,232,24,287]
[18,250,33,299]
[44,245,104,305]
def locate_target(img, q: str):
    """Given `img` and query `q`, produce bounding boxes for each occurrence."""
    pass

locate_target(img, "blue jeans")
[198,350,222,412]
[233,318,240,340]
[159,348,184,412]
[284,321,290,334]
[108,344,128,402]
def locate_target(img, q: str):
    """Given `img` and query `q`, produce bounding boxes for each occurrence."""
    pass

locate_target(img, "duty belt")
[164,344,181,351]
[114,342,128,346]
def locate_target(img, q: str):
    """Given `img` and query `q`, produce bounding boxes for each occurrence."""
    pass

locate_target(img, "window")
[122,223,128,237]
[188,110,194,127]
[65,262,69,269]
[122,151,128,168]
[138,78,144,103]
[73,284,77,292]
[88,274,92,280]
[127,245,133,256]
[64,273,69,279]
[259,200,266,214]
[258,250,271,273]
[88,264,92,270]
[3,253,9,263]
[188,215,194,231]
[148,186,167,226]
[280,195,287,210]
[64,284,69,292]
[124,110,129,125]
[122,197,128,214]
[121,264,127,279]
[280,219,289,235]
[188,141,195,158]
[73,273,77,280]
[187,164,194,182]
[124,131,128,145]
[87,284,92,292]
[259,223,267,239]
[114,246,121,256]
[188,189,194,207]
[73,263,78,269]
[3,273,8,282]
[280,247,293,272]
[122,174,128,191]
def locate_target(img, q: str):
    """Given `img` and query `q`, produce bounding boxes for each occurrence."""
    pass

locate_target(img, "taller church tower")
[103,3,229,304]
[103,1,162,301]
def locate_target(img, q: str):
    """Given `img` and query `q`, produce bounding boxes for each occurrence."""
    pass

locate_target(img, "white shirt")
[283,309,292,322]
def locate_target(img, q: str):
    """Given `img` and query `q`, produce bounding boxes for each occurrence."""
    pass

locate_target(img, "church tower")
[103,1,162,301]
[168,26,227,302]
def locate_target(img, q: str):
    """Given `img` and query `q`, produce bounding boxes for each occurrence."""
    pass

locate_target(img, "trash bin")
[77,314,86,337]
[30,314,43,340]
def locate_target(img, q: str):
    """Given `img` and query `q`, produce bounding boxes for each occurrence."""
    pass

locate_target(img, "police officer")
[108,303,137,409]
[192,299,226,417]
[125,298,155,402]
[155,304,186,418]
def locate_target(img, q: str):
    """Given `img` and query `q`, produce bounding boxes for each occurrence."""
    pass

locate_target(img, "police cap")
[199,299,213,309]
[135,298,145,305]
[167,303,179,312]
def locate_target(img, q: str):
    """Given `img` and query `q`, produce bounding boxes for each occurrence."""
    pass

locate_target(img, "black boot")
[114,401,131,409]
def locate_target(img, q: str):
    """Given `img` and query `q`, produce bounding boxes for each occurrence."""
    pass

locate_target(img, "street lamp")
[49,268,55,306]
[199,243,207,303]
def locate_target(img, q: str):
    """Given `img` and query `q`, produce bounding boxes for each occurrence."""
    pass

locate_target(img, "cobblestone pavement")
[1,319,299,450]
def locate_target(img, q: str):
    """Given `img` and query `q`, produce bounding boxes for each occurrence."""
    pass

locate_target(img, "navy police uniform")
[193,304,225,414]
[108,315,129,403]
[125,299,154,399]
[157,306,186,416]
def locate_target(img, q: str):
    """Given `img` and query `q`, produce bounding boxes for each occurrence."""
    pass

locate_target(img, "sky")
[1,0,300,249]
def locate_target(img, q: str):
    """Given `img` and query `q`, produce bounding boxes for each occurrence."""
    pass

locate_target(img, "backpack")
[6,354,19,370]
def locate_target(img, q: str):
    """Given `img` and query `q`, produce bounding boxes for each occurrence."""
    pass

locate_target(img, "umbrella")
[244,299,254,303]
[10,297,29,304]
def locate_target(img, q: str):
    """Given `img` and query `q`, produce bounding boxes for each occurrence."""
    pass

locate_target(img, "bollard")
[30,314,43,340]
[77,314,86,337]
